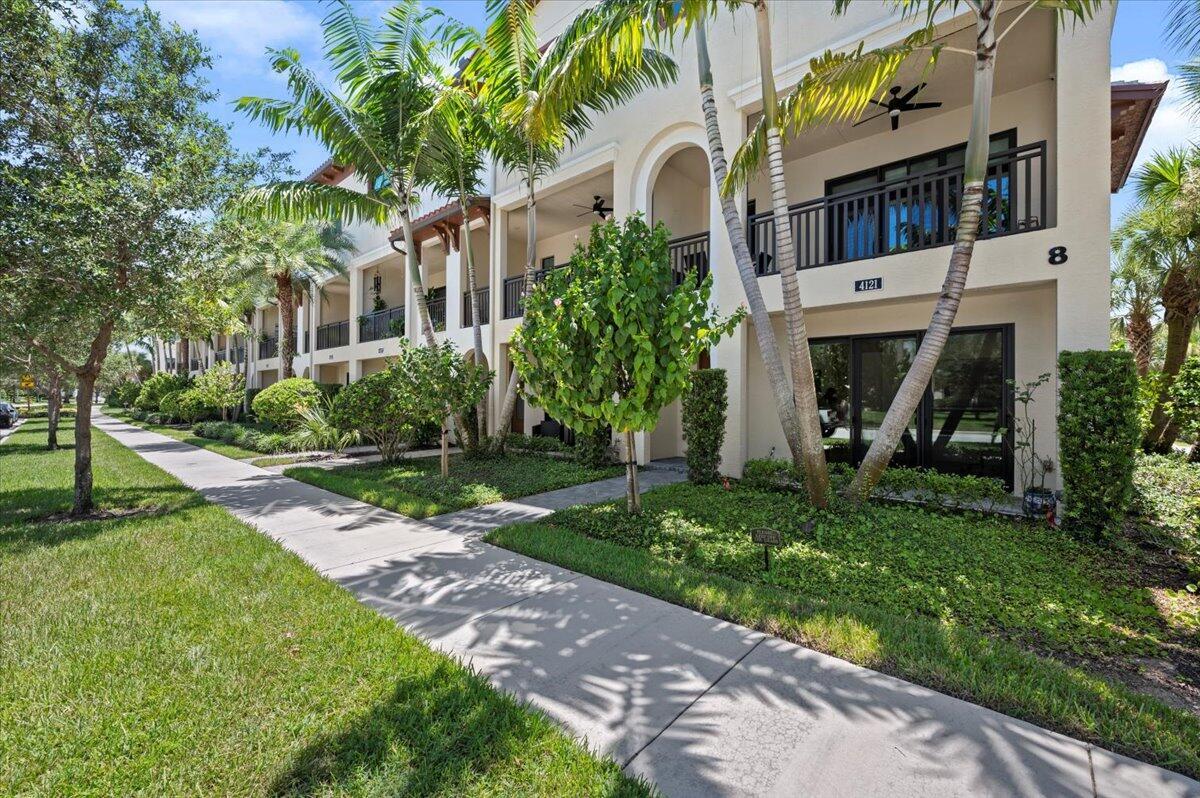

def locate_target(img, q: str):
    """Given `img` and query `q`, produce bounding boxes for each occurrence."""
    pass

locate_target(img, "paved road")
[93,412,1199,798]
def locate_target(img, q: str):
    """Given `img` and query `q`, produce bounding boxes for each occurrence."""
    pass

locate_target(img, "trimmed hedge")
[574,427,613,468]
[252,377,322,429]
[176,387,217,424]
[681,369,727,484]
[1057,350,1140,538]
[192,420,292,454]
[135,372,187,411]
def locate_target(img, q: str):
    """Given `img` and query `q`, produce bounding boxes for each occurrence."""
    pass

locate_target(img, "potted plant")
[1008,372,1056,518]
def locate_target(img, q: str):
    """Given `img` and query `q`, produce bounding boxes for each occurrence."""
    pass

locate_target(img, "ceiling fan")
[853,84,942,131]
[574,195,614,220]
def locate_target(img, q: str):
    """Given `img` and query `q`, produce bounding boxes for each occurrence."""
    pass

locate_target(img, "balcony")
[189,358,201,371]
[462,287,490,327]
[316,320,350,350]
[164,358,176,372]
[427,295,447,332]
[359,306,405,343]
[258,336,278,360]
[214,352,227,363]
[501,234,707,319]
[747,141,1047,274]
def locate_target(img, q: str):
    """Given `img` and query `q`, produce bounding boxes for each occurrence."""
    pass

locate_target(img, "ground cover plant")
[0,418,650,797]
[105,408,269,460]
[286,454,622,519]
[487,480,1200,779]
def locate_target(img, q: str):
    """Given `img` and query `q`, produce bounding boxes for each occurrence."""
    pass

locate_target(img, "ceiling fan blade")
[577,210,592,217]
[905,101,942,111]
[852,111,889,127]
[572,203,591,210]
[891,114,899,131]
[899,83,925,104]
[866,98,888,108]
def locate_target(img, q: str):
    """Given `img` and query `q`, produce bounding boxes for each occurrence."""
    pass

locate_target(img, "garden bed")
[0,419,649,796]
[286,453,622,519]
[486,478,1200,779]
[104,408,265,460]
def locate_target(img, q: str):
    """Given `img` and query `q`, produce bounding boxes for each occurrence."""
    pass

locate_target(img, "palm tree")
[1134,148,1200,451]
[1168,0,1200,116]
[728,0,1100,500]
[236,219,355,379]
[235,0,445,349]
[425,20,495,442]
[1109,238,1161,377]
[471,0,677,445]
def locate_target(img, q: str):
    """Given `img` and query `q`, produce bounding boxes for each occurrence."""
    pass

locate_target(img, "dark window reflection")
[812,341,851,462]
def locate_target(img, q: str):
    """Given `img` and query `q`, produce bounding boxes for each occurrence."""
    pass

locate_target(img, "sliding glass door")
[811,326,1013,486]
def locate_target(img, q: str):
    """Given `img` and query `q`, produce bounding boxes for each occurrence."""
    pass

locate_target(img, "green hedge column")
[681,368,728,484]
[1057,350,1140,538]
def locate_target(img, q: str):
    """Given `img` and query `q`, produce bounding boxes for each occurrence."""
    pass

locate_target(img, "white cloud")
[1111,57,1198,175]
[149,1,322,63]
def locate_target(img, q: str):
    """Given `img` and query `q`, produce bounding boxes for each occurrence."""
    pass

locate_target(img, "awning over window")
[1111,80,1168,193]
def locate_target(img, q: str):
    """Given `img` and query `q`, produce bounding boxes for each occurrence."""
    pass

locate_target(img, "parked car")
[0,402,19,429]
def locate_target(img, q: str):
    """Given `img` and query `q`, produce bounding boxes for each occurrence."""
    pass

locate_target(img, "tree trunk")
[398,205,439,349]
[72,372,97,516]
[461,197,488,443]
[1126,309,1153,377]
[848,1,997,501]
[441,424,450,477]
[624,429,641,514]
[694,20,807,478]
[1145,308,1197,452]
[276,273,296,379]
[178,338,189,376]
[494,174,538,446]
[753,1,829,506]
[242,313,253,416]
[46,374,61,450]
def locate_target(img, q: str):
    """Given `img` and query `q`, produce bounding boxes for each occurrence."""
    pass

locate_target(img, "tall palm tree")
[235,0,445,349]
[729,0,1101,500]
[1168,0,1200,117]
[425,20,495,442]
[1134,148,1200,451]
[471,0,677,445]
[1109,240,1161,377]
[236,219,355,379]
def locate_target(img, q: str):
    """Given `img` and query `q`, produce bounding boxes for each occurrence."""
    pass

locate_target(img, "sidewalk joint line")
[620,635,766,771]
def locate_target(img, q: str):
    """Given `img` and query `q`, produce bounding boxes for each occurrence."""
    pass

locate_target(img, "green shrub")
[1058,350,1140,538]
[315,382,343,402]
[681,369,727,484]
[135,372,186,411]
[105,380,142,408]
[1169,357,1200,462]
[574,427,613,468]
[191,420,292,454]
[329,372,414,461]
[193,361,245,420]
[251,377,322,430]
[740,457,800,490]
[875,467,1010,514]
[291,398,359,453]
[176,387,216,424]
[158,389,184,422]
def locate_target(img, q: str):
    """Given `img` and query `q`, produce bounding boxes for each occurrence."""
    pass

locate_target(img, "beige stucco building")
[157,1,1163,491]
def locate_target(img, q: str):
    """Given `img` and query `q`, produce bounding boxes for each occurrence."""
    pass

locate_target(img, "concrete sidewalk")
[93,412,1199,798]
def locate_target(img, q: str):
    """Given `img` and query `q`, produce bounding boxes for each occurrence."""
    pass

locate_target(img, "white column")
[404,246,418,341]
[349,265,363,347]
[349,358,362,382]
[445,244,463,334]
[308,280,318,378]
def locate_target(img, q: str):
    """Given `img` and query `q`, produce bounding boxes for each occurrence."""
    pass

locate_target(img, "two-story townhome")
[190,1,1159,492]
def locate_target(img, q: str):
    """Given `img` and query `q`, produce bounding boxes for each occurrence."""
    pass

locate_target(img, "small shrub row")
[192,420,293,454]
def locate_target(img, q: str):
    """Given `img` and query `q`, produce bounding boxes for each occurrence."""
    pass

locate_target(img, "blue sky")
[148,0,1192,219]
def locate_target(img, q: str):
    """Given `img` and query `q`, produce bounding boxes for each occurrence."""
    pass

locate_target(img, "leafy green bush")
[681,369,727,484]
[251,377,322,430]
[740,457,800,490]
[176,387,216,424]
[1169,357,1200,462]
[1058,350,1140,538]
[291,398,359,453]
[504,433,573,454]
[574,427,613,468]
[329,372,414,461]
[875,467,1010,514]
[135,372,186,411]
[105,380,142,408]
[157,389,184,422]
[191,420,292,454]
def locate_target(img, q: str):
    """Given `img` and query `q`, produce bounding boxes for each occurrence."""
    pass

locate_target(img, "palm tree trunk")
[494,174,537,445]
[1145,306,1197,451]
[178,338,189,377]
[848,0,997,501]
[694,20,806,473]
[1127,309,1153,376]
[461,196,488,443]
[276,273,296,379]
[753,1,829,506]
[398,205,439,348]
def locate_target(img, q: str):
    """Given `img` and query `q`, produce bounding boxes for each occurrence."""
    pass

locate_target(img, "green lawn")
[286,454,622,519]
[104,407,262,460]
[0,419,651,797]
[486,480,1200,780]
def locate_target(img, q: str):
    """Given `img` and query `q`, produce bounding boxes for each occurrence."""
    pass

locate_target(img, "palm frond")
[322,0,379,90]
[1167,0,1200,56]
[233,181,391,227]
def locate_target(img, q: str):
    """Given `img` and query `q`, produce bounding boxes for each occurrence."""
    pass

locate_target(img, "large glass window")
[928,329,1008,480]
[812,341,851,462]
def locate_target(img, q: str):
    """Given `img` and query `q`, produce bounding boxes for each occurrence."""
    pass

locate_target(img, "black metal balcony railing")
[747,141,1047,275]
[359,305,405,342]
[189,358,201,371]
[233,346,245,364]
[502,262,569,319]
[316,320,350,350]
[258,336,278,360]
[427,296,447,332]
[303,334,310,354]
[461,287,490,327]
[214,351,228,363]
[164,358,177,372]
[668,232,710,286]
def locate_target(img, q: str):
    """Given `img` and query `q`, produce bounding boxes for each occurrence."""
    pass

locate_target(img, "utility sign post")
[750,527,783,571]
[19,374,35,414]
